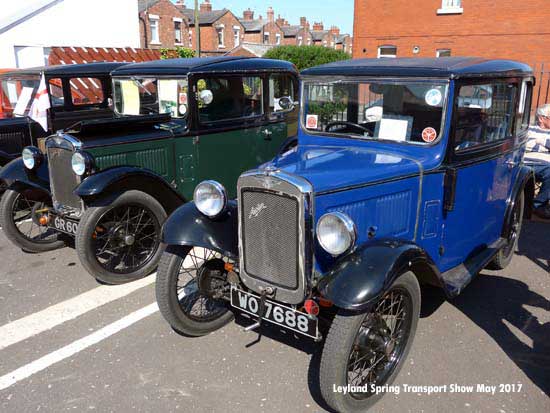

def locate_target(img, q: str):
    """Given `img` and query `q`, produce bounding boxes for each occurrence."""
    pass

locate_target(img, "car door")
[262,73,299,156]
[440,79,519,272]
[192,74,267,199]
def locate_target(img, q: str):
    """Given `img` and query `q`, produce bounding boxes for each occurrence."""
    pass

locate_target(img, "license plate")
[48,213,79,236]
[230,287,318,339]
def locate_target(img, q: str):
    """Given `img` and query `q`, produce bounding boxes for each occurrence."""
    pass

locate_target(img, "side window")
[70,77,104,106]
[518,80,533,132]
[454,82,517,151]
[197,76,263,123]
[269,74,297,113]
[48,78,64,106]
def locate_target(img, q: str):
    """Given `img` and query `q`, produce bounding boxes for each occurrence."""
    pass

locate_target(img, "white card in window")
[120,80,140,115]
[377,118,409,141]
[13,87,34,116]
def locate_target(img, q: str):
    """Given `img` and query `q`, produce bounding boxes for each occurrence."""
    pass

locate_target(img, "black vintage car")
[0,62,124,168]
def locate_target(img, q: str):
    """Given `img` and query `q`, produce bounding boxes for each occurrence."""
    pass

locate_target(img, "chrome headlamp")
[22,146,43,170]
[71,151,94,176]
[194,180,227,218]
[316,212,357,256]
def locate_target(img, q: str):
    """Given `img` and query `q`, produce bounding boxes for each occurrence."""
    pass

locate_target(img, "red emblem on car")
[422,127,437,143]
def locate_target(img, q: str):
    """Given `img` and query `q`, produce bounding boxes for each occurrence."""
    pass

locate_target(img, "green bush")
[160,47,196,59]
[264,46,350,70]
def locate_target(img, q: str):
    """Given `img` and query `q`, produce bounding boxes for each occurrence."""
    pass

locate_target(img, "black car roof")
[2,62,127,77]
[111,57,298,76]
[301,57,533,79]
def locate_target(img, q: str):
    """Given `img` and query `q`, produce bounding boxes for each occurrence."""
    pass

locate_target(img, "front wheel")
[319,271,420,412]
[0,189,65,252]
[75,190,166,284]
[156,246,234,337]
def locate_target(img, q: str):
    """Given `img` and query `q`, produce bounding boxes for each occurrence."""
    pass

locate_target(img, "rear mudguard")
[317,240,440,312]
[504,164,535,226]
[75,166,185,215]
[0,157,51,194]
[161,201,239,260]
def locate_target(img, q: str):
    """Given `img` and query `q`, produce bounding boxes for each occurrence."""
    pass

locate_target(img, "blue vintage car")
[154,58,535,412]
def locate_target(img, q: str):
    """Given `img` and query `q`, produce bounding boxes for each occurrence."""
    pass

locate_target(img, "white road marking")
[0,302,159,391]
[0,275,156,351]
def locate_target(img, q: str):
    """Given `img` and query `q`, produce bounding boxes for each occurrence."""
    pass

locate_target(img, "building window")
[378,45,397,58]
[216,25,225,48]
[437,49,452,57]
[174,19,182,44]
[233,27,241,47]
[276,33,281,45]
[438,0,463,14]
[149,15,160,44]
[263,32,270,44]
[298,36,303,46]
[307,38,312,45]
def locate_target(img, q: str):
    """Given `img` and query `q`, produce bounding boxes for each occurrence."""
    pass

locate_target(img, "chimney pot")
[200,0,212,12]
[243,8,254,20]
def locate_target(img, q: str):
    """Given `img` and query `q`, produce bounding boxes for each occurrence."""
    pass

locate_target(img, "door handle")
[262,129,273,140]
[506,160,516,170]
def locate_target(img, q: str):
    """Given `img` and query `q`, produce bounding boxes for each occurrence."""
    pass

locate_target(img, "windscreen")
[303,79,448,144]
[0,76,40,118]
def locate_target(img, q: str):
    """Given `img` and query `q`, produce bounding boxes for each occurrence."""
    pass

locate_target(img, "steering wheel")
[325,121,371,136]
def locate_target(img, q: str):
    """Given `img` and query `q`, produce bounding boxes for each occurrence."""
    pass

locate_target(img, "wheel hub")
[356,316,394,357]
[197,259,228,299]
[124,234,135,246]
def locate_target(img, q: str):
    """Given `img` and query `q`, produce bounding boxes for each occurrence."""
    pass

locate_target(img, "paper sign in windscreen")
[377,118,410,141]
[120,80,140,115]
[13,87,34,116]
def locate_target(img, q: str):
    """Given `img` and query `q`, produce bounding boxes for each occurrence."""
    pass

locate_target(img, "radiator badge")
[249,203,267,219]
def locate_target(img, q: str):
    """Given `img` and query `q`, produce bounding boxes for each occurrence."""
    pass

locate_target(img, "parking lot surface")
[0,221,548,412]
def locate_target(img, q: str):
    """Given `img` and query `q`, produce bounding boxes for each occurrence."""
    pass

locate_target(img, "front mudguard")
[161,200,239,260]
[0,157,51,194]
[317,240,440,312]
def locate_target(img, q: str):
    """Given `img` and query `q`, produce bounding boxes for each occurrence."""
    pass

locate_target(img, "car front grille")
[238,171,313,305]
[242,190,299,289]
[47,136,82,213]
[0,131,24,156]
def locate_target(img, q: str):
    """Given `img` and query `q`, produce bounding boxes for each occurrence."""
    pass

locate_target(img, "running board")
[441,238,506,297]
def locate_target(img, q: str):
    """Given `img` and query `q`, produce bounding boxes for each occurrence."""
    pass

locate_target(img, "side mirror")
[199,89,214,105]
[278,96,295,111]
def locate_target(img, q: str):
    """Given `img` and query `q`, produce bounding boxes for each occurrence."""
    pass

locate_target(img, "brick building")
[353,0,550,63]
[178,0,244,55]
[279,17,313,46]
[239,7,285,46]
[138,0,190,49]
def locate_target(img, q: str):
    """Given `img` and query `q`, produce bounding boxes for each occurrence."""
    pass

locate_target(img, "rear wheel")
[320,271,420,412]
[488,191,524,270]
[0,189,64,252]
[76,190,166,284]
[156,246,234,337]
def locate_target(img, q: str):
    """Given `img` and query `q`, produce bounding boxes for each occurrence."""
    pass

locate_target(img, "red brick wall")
[283,28,313,46]
[189,11,245,54]
[139,0,190,49]
[353,0,550,65]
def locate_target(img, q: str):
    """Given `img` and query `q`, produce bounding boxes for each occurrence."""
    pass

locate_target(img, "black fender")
[75,167,185,215]
[503,165,535,233]
[0,150,15,167]
[161,200,239,260]
[317,240,440,312]
[0,157,51,195]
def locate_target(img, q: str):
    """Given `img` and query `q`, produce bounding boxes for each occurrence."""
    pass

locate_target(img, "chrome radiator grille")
[47,139,82,212]
[238,171,313,305]
[242,190,299,289]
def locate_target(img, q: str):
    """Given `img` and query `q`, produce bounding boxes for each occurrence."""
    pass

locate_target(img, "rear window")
[70,77,104,106]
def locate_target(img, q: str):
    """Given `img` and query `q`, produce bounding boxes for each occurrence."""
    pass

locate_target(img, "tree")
[264,46,351,71]
[160,47,196,59]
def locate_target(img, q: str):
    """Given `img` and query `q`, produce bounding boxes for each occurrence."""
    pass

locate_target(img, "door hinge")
[443,168,457,212]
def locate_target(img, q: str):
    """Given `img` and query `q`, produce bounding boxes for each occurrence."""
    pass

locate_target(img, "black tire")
[488,191,524,271]
[320,271,421,413]
[156,246,234,337]
[76,190,166,284]
[0,189,64,253]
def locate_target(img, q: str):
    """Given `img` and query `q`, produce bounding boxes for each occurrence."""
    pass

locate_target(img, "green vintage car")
[0,57,299,284]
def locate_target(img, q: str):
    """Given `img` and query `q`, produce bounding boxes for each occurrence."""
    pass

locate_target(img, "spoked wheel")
[488,191,524,270]
[156,246,234,337]
[76,191,166,284]
[320,271,420,412]
[0,189,64,252]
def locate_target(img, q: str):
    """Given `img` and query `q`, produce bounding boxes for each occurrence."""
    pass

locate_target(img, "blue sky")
[176,0,355,34]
